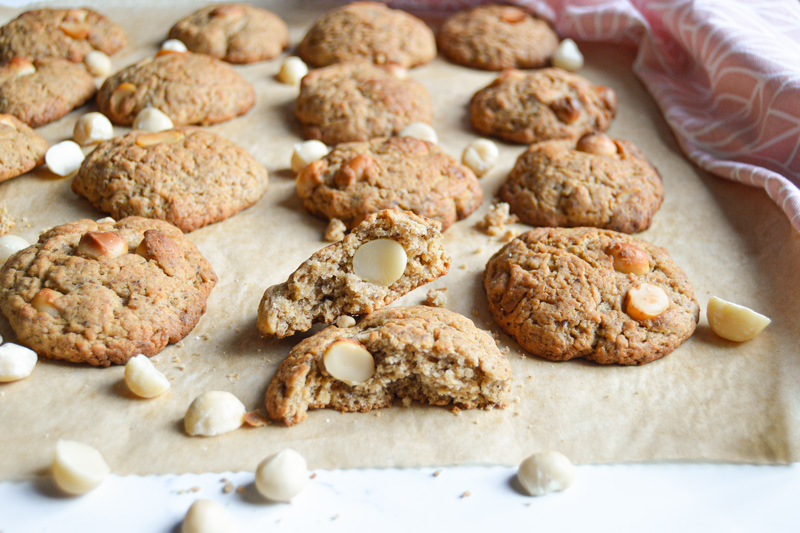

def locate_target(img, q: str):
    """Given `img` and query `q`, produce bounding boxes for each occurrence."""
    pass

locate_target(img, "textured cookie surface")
[438,4,559,70]
[0,217,218,366]
[470,68,616,144]
[168,4,289,64]
[295,61,433,145]
[266,305,512,426]
[499,134,664,233]
[258,210,450,338]
[297,136,483,231]
[0,58,96,127]
[96,52,255,126]
[0,113,47,182]
[72,127,269,233]
[298,1,436,68]
[0,8,126,63]
[483,227,699,365]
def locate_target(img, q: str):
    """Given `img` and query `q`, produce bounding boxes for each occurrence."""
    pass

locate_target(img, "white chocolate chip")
[162,39,188,53]
[255,449,309,502]
[124,354,170,398]
[84,50,112,77]
[73,112,113,146]
[184,391,246,437]
[133,107,174,133]
[291,140,328,174]
[77,231,128,260]
[352,238,407,286]
[45,141,84,177]
[0,234,29,264]
[399,122,438,144]
[323,340,375,385]
[335,315,356,328]
[552,38,584,71]
[277,56,308,85]
[462,139,499,177]
[707,296,771,342]
[181,500,236,533]
[52,440,110,495]
[517,451,575,496]
[0,342,37,382]
[626,283,670,321]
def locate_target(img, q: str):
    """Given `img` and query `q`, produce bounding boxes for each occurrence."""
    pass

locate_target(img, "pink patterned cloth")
[396,0,800,231]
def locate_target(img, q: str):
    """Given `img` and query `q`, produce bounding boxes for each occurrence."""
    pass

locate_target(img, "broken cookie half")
[266,305,512,426]
[257,209,450,338]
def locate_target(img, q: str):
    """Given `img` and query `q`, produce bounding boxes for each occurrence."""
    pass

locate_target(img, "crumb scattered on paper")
[324,218,346,242]
[424,288,447,308]
[476,202,518,237]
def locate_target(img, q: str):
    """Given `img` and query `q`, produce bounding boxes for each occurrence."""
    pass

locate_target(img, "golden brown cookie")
[0,8,126,63]
[257,210,450,338]
[499,133,664,233]
[266,305,512,426]
[96,52,255,126]
[0,57,96,127]
[470,68,616,144]
[295,61,433,145]
[296,136,483,231]
[0,113,47,182]
[168,4,289,64]
[71,127,269,233]
[298,1,436,69]
[483,227,699,365]
[0,217,218,366]
[438,4,559,70]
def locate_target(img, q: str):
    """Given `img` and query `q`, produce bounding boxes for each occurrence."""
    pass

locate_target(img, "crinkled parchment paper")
[1,0,799,480]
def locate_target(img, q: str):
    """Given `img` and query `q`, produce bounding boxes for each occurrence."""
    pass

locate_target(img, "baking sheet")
[1,0,799,479]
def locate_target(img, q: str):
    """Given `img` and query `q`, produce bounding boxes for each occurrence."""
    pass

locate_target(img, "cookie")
[483,227,699,365]
[499,133,664,233]
[168,4,289,64]
[297,136,483,231]
[266,305,512,426]
[298,1,436,69]
[71,127,269,233]
[0,8,126,63]
[296,62,433,145]
[0,217,218,366]
[96,51,255,126]
[470,68,617,144]
[0,57,96,127]
[257,210,450,338]
[438,4,559,70]
[0,113,48,182]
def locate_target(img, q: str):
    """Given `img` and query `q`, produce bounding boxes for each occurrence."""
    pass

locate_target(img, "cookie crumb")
[424,288,447,308]
[221,479,235,494]
[0,206,15,236]
[324,218,347,242]
[500,228,521,243]
[236,485,246,494]
[460,490,471,498]
[335,315,356,328]
[332,514,340,521]
[310,472,317,479]
[476,202,518,236]
[432,469,442,477]
[244,410,269,427]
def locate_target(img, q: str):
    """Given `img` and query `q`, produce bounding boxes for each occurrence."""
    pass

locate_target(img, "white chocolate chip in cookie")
[607,242,650,275]
[291,140,328,174]
[84,51,112,77]
[551,38,584,71]
[133,107,174,133]
[184,391,246,437]
[707,296,771,342]
[52,440,110,495]
[517,451,575,496]
[74,112,113,146]
[277,56,308,85]
[77,231,128,260]
[626,283,670,321]
[0,234,29,264]
[255,449,309,502]
[31,288,64,317]
[352,238,407,286]
[124,354,170,398]
[399,122,438,144]
[462,139,498,177]
[45,141,85,177]
[162,39,188,53]
[0,342,37,382]
[335,315,356,328]
[7,57,35,77]
[181,500,236,533]
[323,339,375,385]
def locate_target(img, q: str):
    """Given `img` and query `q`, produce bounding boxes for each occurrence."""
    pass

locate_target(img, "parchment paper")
[1,0,799,480]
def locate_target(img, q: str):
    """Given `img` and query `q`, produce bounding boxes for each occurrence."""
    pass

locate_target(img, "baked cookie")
[298,1,436,69]
[257,210,450,338]
[295,62,433,145]
[470,68,617,144]
[0,113,48,183]
[499,133,664,233]
[0,8,126,63]
[71,127,269,233]
[438,4,559,70]
[483,227,699,365]
[266,305,512,426]
[168,4,289,64]
[96,52,255,126]
[0,57,96,127]
[297,136,483,231]
[0,216,218,366]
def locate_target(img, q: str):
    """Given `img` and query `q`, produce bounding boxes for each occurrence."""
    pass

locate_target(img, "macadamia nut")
[552,39,584,71]
[323,340,375,385]
[77,231,128,260]
[707,296,771,342]
[181,500,236,533]
[277,56,308,85]
[124,354,170,398]
[255,449,308,502]
[84,50,112,77]
[399,122,438,144]
[0,234,29,264]
[74,112,113,146]
[0,342,37,382]
[133,107,174,133]
[626,283,670,321]
[184,391,246,437]
[291,140,328,174]
[462,139,498,177]
[52,440,110,495]
[45,141,84,177]
[352,238,407,286]
[162,39,188,53]
[517,451,575,496]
